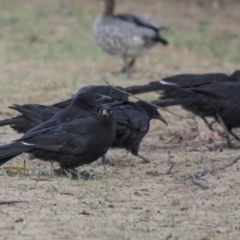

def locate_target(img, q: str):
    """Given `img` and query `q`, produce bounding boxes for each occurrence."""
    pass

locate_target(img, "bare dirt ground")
[0,0,240,239]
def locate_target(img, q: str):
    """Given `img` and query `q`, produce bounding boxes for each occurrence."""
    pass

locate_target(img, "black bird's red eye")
[109,111,113,114]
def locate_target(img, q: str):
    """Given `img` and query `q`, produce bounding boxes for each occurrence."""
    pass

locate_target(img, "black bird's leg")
[216,114,233,148]
[209,120,217,129]
[136,154,151,164]
[229,130,240,142]
[66,168,91,180]
[101,154,115,166]
[201,116,216,131]
[101,154,106,165]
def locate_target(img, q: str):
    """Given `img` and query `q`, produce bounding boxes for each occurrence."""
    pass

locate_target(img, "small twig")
[211,156,240,173]
[189,172,209,189]
[188,117,209,189]
[0,200,29,205]
[167,151,173,164]
[167,162,175,174]
[104,80,195,120]
[193,116,208,173]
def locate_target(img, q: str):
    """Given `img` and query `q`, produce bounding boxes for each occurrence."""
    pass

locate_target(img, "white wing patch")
[21,141,35,146]
[160,80,178,86]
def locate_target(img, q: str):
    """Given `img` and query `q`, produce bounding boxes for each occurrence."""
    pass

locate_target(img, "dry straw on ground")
[0,0,240,239]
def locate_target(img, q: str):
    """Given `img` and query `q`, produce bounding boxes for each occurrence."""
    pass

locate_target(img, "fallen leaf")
[3,166,29,172]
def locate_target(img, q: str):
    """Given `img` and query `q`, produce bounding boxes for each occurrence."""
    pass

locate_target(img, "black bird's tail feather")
[52,98,72,108]
[151,97,198,108]
[0,116,30,133]
[10,105,43,125]
[126,82,171,95]
[0,117,22,127]
[0,142,30,166]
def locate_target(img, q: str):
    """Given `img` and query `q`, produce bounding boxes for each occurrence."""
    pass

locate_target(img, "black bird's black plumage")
[184,81,240,129]
[126,70,240,146]
[100,100,167,163]
[0,93,112,164]
[126,70,240,95]
[0,107,116,173]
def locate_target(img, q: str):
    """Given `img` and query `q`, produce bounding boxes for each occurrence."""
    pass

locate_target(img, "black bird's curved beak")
[102,109,109,116]
[96,95,112,104]
[155,113,168,125]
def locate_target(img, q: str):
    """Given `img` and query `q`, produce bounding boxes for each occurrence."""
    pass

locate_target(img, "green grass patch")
[0,0,104,61]
[0,0,239,63]
[165,22,240,62]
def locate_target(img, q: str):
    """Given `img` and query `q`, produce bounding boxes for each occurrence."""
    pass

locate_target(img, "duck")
[93,0,168,77]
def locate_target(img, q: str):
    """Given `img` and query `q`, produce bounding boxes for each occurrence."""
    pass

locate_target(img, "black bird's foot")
[226,138,233,149]
[101,155,116,166]
[67,168,92,180]
[136,154,151,164]
[54,168,92,180]
[230,131,240,142]
[101,155,107,165]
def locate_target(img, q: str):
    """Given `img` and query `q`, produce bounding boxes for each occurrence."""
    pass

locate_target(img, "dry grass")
[0,0,240,239]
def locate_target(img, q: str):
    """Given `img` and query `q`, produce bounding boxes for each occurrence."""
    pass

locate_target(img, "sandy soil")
[0,1,240,239]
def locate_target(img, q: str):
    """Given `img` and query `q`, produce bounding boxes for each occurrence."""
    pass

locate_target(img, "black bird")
[0,93,111,165]
[182,81,240,142]
[125,70,240,147]
[0,85,128,134]
[0,107,116,178]
[26,92,111,135]
[100,100,167,163]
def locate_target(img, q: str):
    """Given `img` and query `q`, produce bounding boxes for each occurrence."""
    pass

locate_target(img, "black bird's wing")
[188,82,240,103]
[125,83,162,95]
[149,73,229,89]
[113,103,149,132]
[52,98,72,109]
[25,98,97,135]
[125,73,229,95]
[0,118,92,166]
[151,97,199,108]
[20,118,93,154]
[10,104,60,124]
